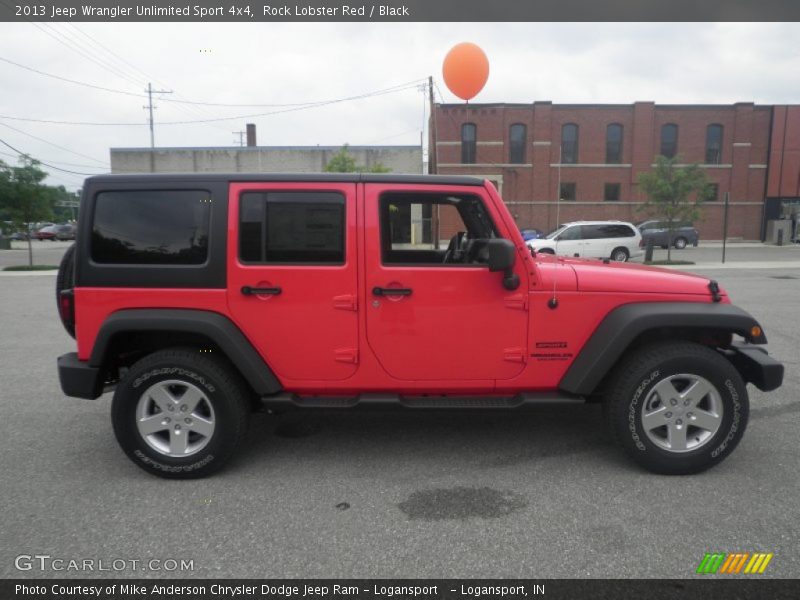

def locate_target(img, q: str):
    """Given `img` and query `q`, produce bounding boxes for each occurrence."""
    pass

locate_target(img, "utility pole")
[143,82,172,148]
[232,130,246,146]
[427,75,437,175]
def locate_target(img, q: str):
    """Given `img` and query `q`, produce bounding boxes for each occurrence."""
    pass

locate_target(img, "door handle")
[241,285,282,296]
[372,287,412,297]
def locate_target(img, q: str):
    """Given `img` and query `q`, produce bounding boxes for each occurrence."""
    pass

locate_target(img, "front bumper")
[725,343,784,392]
[58,353,104,399]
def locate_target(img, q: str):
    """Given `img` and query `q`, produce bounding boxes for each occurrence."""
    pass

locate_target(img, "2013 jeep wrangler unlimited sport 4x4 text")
[56,174,783,478]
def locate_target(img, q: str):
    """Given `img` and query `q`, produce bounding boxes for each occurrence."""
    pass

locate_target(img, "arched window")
[660,124,678,158]
[561,123,579,164]
[606,123,623,164]
[509,123,527,164]
[706,124,724,164]
[461,123,476,164]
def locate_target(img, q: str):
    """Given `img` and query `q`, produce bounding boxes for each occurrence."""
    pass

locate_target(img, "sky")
[0,22,798,191]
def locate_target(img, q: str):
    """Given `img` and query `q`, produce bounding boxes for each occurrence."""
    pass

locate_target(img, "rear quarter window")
[91,190,211,265]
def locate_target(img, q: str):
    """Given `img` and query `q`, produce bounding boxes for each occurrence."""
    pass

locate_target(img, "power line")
[0,149,106,169]
[0,138,107,176]
[0,81,424,127]
[0,120,109,165]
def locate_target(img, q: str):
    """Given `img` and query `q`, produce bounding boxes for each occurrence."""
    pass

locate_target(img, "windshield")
[545,225,568,239]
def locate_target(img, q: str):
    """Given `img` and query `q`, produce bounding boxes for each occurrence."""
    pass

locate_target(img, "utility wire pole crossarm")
[143,82,172,148]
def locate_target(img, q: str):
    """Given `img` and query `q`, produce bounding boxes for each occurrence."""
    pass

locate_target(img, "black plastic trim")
[82,173,485,186]
[725,342,784,392]
[90,309,282,396]
[58,352,104,400]
[76,179,229,289]
[559,302,768,395]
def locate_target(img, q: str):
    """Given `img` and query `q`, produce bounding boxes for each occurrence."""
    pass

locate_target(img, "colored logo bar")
[696,552,773,574]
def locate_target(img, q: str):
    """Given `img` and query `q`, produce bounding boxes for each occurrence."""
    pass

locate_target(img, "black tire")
[537,248,555,254]
[604,341,748,475]
[111,348,251,479]
[673,237,688,250]
[55,243,76,338]
[610,247,629,262]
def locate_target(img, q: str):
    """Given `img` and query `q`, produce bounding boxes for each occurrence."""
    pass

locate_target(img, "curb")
[0,270,58,276]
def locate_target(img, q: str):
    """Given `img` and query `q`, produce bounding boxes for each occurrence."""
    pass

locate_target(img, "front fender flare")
[558,302,766,395]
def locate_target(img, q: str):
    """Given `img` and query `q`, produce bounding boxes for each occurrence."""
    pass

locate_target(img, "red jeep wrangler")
[56,174,783,478]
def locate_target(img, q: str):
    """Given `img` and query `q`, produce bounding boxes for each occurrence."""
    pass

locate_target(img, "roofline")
[437,102,784,110]
[82,172,485,186]
[109,145,422,152]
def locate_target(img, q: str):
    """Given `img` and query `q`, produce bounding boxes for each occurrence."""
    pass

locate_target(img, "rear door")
[363,183,528,382]
[227,182,358,381]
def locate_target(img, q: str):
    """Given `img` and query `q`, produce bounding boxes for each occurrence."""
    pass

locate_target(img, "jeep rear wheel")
[604,341,748,475]
[111,348,250,479]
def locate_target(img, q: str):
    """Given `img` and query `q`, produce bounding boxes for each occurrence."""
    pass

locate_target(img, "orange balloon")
[442,42,489,101]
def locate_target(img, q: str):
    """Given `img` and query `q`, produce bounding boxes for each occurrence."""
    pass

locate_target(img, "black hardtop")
[83,172,485,186]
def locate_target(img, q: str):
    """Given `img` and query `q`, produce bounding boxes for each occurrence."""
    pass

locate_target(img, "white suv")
[527,221,643,262]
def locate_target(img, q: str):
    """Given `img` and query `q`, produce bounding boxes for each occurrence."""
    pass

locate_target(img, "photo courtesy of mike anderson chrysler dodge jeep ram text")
[55,174,783,478]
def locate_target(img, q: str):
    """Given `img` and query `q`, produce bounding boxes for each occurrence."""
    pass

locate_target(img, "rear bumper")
[725,343,784,392]
[57,352,104,399]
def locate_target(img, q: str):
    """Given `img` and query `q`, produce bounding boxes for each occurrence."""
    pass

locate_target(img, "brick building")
[431,102,800,240]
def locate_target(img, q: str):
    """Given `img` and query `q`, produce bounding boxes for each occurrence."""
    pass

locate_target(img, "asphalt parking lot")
[0,260,798,579]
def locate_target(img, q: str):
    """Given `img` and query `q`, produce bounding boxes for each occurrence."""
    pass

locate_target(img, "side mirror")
[487,238,520,291]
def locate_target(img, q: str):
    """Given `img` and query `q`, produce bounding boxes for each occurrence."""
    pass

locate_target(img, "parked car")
[527,220,643,262]
[10,231,30,241]
[56,174,782,478]
[637,220,699,249]
[33,224,58,241]
[520,227,544,241]
[54,224,76,241]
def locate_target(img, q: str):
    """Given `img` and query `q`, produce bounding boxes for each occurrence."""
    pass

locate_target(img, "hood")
[563,257,725,298]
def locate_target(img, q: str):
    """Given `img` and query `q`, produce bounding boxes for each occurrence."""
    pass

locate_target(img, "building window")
[461,123,476,164]
[706,124,724,164]
[660,124,678,158]
[604,183,621,202]
[606,123,623,164]
[707,183,719,201]
[561,123,579,164]
[559,182,576,201]
[509,123,527,164]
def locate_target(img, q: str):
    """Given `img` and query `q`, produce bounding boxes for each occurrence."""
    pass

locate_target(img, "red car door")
[227,182,359,382]
[363,183,528,382]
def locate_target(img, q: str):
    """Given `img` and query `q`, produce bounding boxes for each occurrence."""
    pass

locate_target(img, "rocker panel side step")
[259,392,584,411]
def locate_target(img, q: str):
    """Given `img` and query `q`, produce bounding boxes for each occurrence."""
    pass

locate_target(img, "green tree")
[637,155,714,262]
[324,144,391,173]
[0,156,57,266]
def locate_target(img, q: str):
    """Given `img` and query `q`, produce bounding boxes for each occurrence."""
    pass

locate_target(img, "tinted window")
[660,124,678,158]
[582,224,635,239]
[606,124,623,164]
[461,123,477,164]
[604,183,621,202]
[92,190,210,265]
[706,124,723,164]
[561,124,579,164]
[239,192,345,264]
[560,182,576,201]
[509,123,527,164]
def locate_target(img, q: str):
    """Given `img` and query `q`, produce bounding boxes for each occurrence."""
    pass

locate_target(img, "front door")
[227,182,358,381]
[363,184,528,382]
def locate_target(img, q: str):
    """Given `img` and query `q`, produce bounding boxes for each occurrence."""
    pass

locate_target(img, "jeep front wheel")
[111,348,250,478]
[604,341,748,475]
